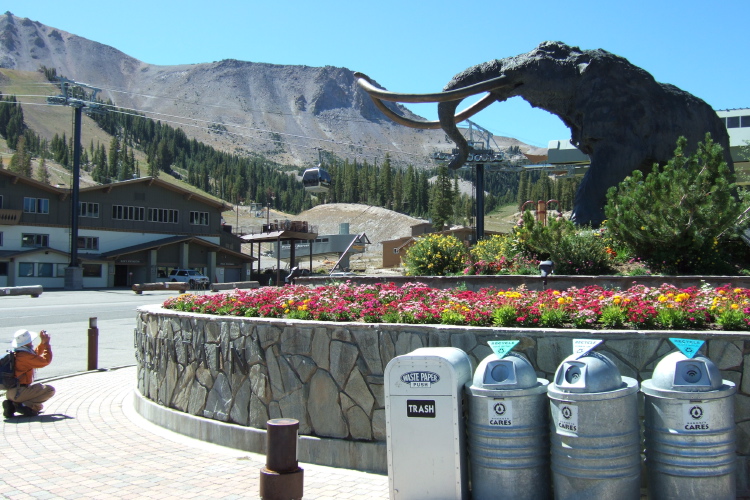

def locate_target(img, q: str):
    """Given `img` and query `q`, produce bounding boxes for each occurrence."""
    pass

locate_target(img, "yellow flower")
[658,295,668,302]
[731,303,740,310]
[734,288,742,294]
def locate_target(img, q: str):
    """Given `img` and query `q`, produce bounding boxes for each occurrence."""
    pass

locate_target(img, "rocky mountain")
[0,11,541,168]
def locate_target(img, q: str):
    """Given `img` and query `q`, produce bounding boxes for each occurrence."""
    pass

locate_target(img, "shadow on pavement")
[3,414,74,423]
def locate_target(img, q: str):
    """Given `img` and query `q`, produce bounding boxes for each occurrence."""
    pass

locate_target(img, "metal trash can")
[641,350,736,500]
[384,347,473,500]
[547,350,640,500]
[465,352,550,500]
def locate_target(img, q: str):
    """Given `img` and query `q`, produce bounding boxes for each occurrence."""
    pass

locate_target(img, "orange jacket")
[14,340,53,385]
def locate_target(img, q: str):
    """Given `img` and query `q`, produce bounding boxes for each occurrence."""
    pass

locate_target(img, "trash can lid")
[647,351,723,392]
[552,351,623,393]
[469,352,540,391]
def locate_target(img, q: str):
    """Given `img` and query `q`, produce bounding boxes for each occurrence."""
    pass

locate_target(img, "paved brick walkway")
[0,367,389,499]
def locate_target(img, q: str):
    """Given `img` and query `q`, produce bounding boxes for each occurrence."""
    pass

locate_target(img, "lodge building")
[0,171,254,288]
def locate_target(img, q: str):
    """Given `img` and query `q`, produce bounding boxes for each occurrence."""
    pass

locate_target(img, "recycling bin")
[641,351,736,500]
[384,347,473,500]
[465,352,551,500]
[547,351,640,500]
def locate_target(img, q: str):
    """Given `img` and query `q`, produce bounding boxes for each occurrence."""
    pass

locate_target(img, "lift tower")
[47,79,107,289]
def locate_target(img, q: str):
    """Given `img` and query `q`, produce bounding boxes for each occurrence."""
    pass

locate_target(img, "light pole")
[266,190,275,227]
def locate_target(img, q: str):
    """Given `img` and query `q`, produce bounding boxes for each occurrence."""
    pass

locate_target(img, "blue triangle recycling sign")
[669,338,704,359]
[488,340,519,359]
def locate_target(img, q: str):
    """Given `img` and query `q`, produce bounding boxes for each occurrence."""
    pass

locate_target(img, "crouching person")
[3,329,54,418]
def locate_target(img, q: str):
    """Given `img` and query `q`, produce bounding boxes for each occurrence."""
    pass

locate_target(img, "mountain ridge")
[0,11,543,168]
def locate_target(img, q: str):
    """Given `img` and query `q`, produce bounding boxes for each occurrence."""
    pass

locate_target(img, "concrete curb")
[132,387,387,474]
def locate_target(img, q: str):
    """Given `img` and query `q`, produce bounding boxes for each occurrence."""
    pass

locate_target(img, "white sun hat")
[12,329,35,348]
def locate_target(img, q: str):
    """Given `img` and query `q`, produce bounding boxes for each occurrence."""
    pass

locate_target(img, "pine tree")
[605,134,745,274]
[429,164,455,230]
[8,136,32,177]
[36,156,50,184]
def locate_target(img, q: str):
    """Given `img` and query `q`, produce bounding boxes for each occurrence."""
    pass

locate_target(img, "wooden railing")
[0,209,22,225]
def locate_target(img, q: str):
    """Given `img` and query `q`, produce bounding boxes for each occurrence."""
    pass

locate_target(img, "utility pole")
[47,79,107,290]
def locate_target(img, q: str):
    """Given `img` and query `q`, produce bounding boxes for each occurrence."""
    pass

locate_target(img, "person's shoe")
[2,399,15,418]
[15,404,39,417]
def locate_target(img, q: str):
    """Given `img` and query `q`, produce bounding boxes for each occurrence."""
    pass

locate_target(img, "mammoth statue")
[355,41,732,226]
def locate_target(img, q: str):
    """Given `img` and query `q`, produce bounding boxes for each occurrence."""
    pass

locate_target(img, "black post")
[476,163,485,241]
[87,317,98,371]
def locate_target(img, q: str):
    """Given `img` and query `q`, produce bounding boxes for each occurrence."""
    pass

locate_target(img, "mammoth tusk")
[354,72,510,103]
[367,92,498,130]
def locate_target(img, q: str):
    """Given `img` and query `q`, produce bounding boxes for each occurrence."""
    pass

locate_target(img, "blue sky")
[5,0,749,148]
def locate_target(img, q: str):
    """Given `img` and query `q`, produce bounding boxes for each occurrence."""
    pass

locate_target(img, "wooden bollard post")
[259,418,304,500]
[87,317,98,371]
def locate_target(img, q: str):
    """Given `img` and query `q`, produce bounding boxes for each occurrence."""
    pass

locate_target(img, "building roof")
[241,230,318,244]
[79,177,232,211]
[101,235,255,262]
[0,169,69,197]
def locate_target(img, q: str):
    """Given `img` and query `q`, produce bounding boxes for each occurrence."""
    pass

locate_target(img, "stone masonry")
[135,305,750,490]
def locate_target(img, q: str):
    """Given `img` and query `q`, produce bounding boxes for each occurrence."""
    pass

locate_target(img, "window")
[56,264,67,277]
[77,236,99,250]
[727,116,740,128]
[0,262,7,276]
[79,202,100,218]
[82,264,102,278]
[38,263,53,277]
[148,208,179,223]
[0,195,3,209]
[0,232,3,246]
[17,263,54,277]
[23,197,49,214]
[21,234,49,248]
[19,263,34,277]
[742,116,750,128]
[112,205,145,221]
[189,211,209,225]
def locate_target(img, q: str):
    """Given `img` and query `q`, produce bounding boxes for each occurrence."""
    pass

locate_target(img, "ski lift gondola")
[302,149,332,194]
[302,167,331,193]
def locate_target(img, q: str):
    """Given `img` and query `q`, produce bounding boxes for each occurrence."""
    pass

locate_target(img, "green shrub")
[404,234,469,276]
[552,229,614,275]
[539,306,568,328]
[605,134,747,274]
[492,305,518,327]
[599,305,627,329]
[512,211,614,275]
[470,234,513,263]
[716,308,749,331]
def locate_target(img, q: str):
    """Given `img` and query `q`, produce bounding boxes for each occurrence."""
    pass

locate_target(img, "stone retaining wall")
[135,305,750,490]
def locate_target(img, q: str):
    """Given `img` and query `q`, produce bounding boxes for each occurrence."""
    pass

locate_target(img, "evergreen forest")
[0,78,580,226]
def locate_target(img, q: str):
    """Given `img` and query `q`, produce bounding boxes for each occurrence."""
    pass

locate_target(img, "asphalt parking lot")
[0,287,197,379]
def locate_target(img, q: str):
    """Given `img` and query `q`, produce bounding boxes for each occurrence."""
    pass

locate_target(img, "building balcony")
[0,209,22,225]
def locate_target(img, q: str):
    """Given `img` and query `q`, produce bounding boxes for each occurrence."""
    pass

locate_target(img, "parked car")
[168,269,210,289]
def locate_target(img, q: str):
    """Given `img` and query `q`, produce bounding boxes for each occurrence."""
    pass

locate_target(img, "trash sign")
[669,338,705,359]
[407,399,436,418]
[573,339,603,359]
[487,399,514,426]
[488,340,519,359]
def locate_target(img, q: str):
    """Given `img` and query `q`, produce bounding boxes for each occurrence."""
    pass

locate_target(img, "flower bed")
[163,282,750,331]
